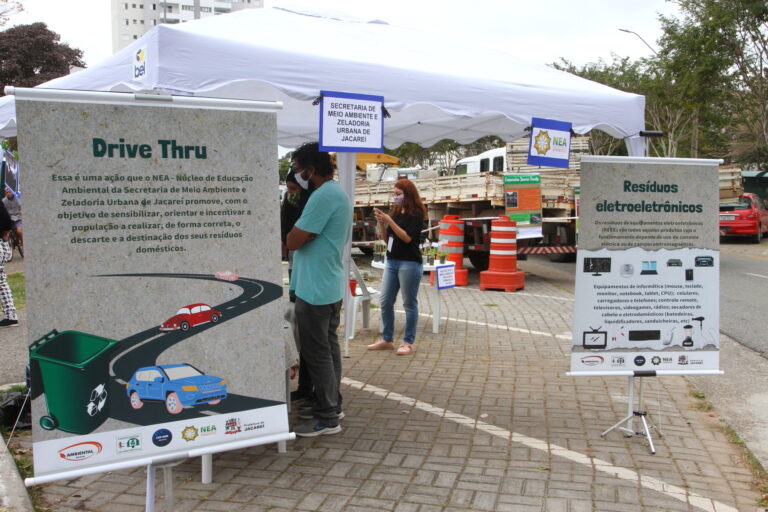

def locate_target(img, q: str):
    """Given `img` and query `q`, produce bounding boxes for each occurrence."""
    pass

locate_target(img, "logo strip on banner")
[319,90,384,153]
[527,117,572,169]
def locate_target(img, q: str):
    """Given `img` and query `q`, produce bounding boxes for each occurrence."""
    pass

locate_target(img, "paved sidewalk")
[4,260,766,511]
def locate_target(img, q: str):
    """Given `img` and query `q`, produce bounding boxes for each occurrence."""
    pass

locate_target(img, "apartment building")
[111,1,263,53]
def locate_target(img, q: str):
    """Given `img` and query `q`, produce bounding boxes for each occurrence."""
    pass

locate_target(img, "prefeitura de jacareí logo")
[533,130,552,155]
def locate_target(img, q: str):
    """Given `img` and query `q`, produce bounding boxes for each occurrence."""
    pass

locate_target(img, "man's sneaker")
[298,408,344,420]
[290,390,313,403]
[0,319,18,327]
[294,419,341,438]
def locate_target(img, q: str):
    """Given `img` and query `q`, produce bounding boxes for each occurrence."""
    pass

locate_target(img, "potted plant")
[426,247,436,265]
[438,251,448,264]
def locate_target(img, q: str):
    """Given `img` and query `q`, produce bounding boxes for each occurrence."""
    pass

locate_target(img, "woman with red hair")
[368,179,427,355]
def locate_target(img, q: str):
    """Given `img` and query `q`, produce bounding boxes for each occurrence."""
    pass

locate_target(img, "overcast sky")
[8,0,680,68]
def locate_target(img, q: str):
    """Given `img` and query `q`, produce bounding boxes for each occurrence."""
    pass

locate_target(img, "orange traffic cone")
[479,216,525,292]
[433,215,468,286]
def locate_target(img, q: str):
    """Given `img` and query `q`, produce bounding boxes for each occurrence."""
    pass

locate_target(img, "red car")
[719,192,768,243]
[160,303,222,331]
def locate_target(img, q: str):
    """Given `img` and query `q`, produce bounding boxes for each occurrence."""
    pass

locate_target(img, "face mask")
[393,195,404,205]
[295,172,311,190]
[285,192,301,207]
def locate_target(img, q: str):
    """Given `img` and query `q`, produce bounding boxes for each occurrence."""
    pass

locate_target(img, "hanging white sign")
[319,90,384,153]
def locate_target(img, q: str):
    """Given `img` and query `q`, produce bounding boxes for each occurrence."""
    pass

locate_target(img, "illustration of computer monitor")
[583,257,611,276]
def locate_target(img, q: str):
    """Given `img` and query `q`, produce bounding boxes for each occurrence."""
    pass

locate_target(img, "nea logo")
[134,47,147,79]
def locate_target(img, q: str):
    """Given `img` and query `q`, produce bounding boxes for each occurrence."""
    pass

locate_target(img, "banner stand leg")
[146,460,184,512]
[201,454,212,484]
[601,375,660,454]
[162,464,174,512]
[146,464,156,512]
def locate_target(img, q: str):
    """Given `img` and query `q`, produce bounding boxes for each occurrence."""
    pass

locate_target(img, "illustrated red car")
[719,192,768,243]
[160,303,222,331]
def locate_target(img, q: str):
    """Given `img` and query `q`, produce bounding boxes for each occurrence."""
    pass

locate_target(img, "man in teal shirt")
[287,142,352,437]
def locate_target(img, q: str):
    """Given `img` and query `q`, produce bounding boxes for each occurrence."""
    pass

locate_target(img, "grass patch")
[721,425,768,506]
[690,389,714,411]
[1,384,26,394]
[7,272,24,310]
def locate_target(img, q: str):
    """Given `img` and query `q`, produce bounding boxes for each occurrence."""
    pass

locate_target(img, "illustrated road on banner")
[17,95,289,481]
[572,156,721,375]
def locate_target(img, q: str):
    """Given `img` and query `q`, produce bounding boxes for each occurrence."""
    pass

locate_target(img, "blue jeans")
[379,259,423,344]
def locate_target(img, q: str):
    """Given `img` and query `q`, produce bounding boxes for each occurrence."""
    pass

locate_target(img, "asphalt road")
[719,249,768,356]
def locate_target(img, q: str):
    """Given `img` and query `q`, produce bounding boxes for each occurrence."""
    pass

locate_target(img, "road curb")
[0,435,34,512]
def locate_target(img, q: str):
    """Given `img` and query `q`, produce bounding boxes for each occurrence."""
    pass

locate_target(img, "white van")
[454,147,505,174]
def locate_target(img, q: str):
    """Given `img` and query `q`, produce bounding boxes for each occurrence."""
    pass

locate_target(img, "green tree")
[665,0,768,167]
[0,22,85,92]
[657,2,734,159]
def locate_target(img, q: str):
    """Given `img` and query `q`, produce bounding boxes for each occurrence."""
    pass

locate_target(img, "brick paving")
[13,259,767,511]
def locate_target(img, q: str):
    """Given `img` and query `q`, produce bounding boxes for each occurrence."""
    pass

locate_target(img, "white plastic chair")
[344,264,380,357]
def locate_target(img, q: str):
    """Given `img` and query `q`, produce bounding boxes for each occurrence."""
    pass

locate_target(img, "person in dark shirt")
[281,169,313,276]
[2,189,21,247]
[368,179,426,355]
[0,200,17,326]
[280,169,314,402]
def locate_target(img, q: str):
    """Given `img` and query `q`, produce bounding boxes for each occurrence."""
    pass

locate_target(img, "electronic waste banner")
[15,91,289,483]
[571,156,721,375]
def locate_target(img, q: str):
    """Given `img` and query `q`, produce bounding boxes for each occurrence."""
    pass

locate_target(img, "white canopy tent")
[2,5,649,361]
[0,5,646,154]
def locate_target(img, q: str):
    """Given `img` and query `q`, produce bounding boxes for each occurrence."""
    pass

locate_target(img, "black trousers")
[294,297,342,425]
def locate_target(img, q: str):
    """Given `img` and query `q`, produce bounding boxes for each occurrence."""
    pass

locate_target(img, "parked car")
[160,303,222,331]
[719,192,768,243]
[126,364,228,414]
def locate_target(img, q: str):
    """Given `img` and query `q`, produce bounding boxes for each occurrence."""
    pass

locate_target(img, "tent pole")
[338,153,356,349]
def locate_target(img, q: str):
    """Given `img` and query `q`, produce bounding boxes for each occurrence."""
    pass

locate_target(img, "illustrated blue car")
[126,364,227,415]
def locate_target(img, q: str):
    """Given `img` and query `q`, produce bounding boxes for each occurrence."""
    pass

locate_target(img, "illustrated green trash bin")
[29,330,120,435]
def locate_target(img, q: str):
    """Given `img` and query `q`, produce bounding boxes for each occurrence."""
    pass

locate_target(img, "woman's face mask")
[393,188,404,205]
[285,192,301,206]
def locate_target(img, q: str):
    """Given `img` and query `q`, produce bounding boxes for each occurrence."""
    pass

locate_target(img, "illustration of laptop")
[640,260,658,275]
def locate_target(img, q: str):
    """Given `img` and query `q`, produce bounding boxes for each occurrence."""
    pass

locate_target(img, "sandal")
[396,343,414,355]
[367,339,395,351]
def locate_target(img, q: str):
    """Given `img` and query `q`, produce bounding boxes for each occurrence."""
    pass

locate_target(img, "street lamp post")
[619,28,658,55]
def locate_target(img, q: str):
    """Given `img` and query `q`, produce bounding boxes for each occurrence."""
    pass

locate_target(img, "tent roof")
[0,5,645,153]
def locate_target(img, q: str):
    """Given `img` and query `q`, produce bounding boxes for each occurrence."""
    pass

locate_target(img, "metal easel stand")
[145,458,184,512]
[601,374,662,454]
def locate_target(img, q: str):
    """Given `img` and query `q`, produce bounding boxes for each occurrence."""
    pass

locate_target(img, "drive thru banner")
[571,156,721,376]
[15,90,290,483]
